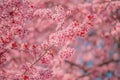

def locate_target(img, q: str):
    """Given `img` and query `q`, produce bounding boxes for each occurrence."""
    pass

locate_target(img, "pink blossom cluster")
[0,0,120,80]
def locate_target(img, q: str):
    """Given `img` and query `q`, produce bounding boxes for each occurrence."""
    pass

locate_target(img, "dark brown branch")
[65,59,120,79]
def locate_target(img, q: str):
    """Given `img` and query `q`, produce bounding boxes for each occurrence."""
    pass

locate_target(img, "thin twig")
[22,45,53,75]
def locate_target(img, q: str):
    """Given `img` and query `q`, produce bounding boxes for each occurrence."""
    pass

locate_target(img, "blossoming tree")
[0,0,120,80]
